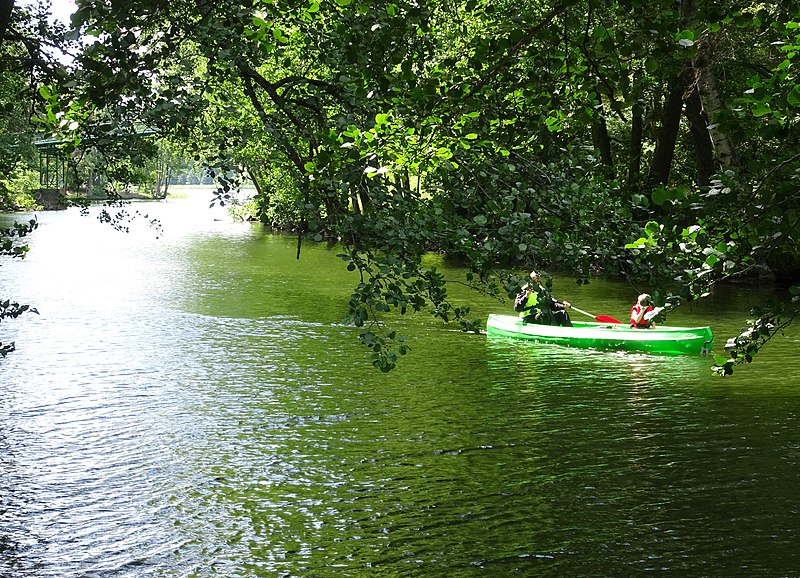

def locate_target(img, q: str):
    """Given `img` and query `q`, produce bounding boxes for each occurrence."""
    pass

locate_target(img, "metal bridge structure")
[32,138,68,209]
[32,130,158,209]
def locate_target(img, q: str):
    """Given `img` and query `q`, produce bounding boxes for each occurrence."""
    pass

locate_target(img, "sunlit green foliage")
[29,0,800,372]
[0,163,40,209]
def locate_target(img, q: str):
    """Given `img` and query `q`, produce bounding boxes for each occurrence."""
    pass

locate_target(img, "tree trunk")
[592,115,613,167]
[648,73,684,185]
[356,183,370,214]
[162,168,171,198]
[693,36,739,170]
[245,165,266,201]
[0,0,13,44]
[399,168,412,198]
[628,102,643,189]
[683,64,715,186]
[350,188,362,215]
[87,169,94,198]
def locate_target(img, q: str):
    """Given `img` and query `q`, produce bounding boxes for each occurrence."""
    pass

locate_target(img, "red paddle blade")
[595,314,623,324]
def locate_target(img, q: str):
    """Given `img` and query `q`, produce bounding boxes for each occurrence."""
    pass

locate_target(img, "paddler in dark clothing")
[517,270,573,326]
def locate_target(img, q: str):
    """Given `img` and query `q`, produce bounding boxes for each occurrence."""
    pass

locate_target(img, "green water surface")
[1,191,798,577]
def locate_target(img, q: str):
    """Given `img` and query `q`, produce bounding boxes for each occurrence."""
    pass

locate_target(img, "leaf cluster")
[34,0,800,372]
[0,218,39,357]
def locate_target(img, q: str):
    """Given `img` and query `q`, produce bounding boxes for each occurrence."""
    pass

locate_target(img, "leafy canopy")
[33,0,800,373]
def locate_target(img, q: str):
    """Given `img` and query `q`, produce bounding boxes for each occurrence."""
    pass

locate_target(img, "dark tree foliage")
[33,0,800,373]
[0,219,38,355]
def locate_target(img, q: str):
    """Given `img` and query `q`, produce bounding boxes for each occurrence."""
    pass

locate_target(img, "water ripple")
[3,203,800,576]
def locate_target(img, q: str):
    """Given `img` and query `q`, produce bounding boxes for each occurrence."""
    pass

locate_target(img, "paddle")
[644,307,664,321]
[570,305,623,324]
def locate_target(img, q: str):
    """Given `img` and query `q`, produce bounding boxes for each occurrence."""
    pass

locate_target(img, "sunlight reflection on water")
[1,194,800,576]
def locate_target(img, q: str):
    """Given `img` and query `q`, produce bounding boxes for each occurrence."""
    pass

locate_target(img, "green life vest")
[518,289,540,318]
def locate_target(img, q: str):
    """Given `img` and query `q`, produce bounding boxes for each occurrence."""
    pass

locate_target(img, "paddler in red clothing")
[630,293,655,328]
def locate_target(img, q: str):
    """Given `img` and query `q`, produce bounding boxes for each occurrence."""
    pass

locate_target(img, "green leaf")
[436,147,453,159]
[316,150,330,166]
[788,88,800,107]
[631,193,650,208]
[625,237,655,248]
[592,25,609,40]
[752,103,772,117]
[644,221,660,237]
[651,187,669,205]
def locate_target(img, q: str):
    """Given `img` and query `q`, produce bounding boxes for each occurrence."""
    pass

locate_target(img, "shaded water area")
[1,190,799,577]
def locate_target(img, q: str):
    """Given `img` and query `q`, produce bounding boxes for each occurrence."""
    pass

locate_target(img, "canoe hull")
[486,314,713,356]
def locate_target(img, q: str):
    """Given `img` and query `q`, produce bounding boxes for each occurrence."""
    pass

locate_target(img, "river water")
[1,191,799,577]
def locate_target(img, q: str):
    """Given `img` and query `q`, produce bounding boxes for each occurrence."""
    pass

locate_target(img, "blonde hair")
[637,293,651,305]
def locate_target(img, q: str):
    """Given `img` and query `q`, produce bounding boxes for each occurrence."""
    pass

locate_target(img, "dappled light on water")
[1,193,800,576]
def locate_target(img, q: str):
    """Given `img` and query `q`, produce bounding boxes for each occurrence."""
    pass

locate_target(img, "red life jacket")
[630,304,653,328]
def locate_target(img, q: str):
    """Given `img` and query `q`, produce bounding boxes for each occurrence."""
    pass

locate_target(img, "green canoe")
[486,314,714,356]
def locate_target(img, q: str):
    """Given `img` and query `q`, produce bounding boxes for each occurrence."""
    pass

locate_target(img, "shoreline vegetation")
[4,1,799,372]
[5,184,788,289]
